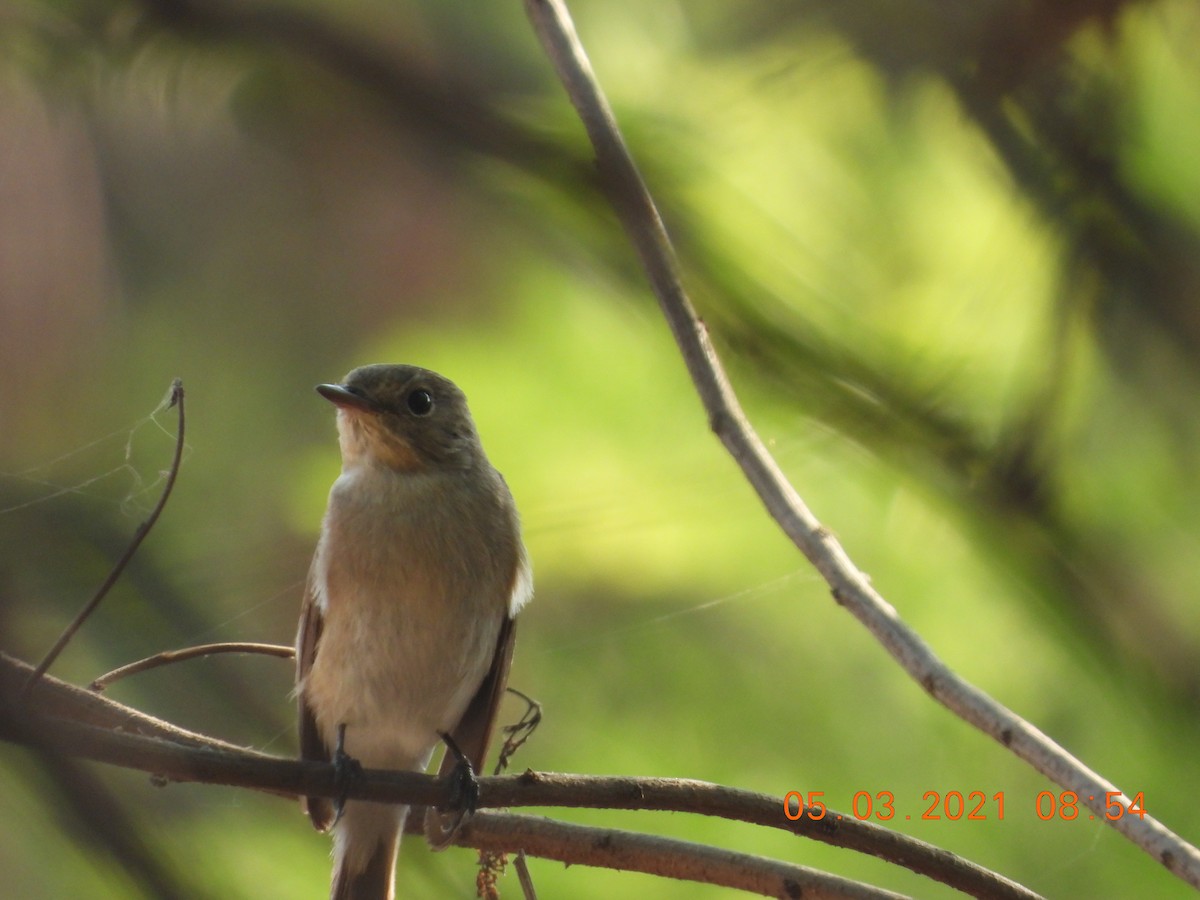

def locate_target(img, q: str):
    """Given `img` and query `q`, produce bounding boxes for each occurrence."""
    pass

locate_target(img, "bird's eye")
[406,389,434,416]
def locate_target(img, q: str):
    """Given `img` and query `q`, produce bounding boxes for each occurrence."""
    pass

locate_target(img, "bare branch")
[514,850,538,900]
[471,772,1044,899]
[25,379,187,692]
[90,642,295,692]
[463,812,909,900]
[1,652,1039,899]
[521,0,1200,890]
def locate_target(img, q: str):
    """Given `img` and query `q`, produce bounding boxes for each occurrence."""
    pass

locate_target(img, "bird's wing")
[422,613,518,850]
[442,528,531,773]
[451,614,517,775]
[296,578,335,832]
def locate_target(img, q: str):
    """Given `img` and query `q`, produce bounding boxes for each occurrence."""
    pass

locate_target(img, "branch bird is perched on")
[296,364,532,900]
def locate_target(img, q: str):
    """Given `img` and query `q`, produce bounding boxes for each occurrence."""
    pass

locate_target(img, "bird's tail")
[330,802,405,900]
[331,845,394,900]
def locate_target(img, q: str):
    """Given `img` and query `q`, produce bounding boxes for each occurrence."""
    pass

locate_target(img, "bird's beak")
[316,383,376,412]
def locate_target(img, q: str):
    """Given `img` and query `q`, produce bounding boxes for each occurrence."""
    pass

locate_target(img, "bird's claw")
[438,731,479,815]
[332,723,362,827]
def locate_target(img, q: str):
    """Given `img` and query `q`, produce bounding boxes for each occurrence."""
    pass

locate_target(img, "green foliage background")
[1,1,1198,897]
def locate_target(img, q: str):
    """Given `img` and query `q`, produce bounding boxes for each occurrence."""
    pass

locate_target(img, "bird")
[295,363,532,900]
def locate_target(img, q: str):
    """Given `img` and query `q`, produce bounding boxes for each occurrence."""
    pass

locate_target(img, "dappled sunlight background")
[2,1,1199,898]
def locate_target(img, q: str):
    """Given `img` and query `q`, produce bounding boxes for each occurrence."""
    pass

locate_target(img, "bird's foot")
[437,731,480,816]
[331,723,363,827]
[423,731,479,850]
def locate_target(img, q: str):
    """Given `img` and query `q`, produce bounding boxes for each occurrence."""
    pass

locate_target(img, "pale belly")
[303,580,502,771]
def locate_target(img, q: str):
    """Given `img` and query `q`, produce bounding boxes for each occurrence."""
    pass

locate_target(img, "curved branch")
[463,811,907,900]
[521,0,1200,891]
[25,379,186,691]
[0,653,1039,900]
[89,642,295,691]
[5,651,246,753]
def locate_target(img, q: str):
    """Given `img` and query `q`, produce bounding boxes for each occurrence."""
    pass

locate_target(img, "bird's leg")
[436,731,479,823]
[331,722,362,827]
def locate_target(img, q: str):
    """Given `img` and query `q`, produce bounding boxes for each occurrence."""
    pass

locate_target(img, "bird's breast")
[303,465,514,763]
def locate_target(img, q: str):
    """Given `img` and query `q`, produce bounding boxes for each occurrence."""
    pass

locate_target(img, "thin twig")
[484,687,543,898]
[514,851,537,900]
[0,653,1040,900]
[90,642,295,692]
[521,0,1200,891]
[494,687,541,775]
[24,380,187,694]
[462,812,909,900]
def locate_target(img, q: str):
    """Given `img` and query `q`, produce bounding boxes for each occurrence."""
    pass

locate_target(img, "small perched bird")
[296,364,532,900]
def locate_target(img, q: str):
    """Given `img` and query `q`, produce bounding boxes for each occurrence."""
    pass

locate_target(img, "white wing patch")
[509,549,533,618]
